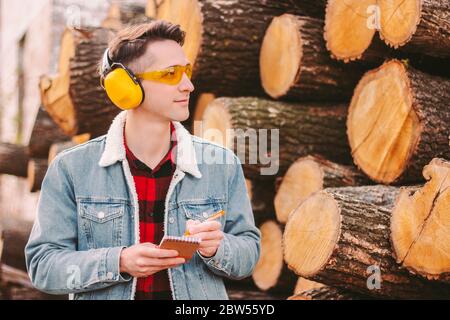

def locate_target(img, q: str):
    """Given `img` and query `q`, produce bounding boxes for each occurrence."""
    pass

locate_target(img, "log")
[283,185,450,299]
[48,134,90,164]
[289,286,372,300]
[0,143,28,177]
[0,264,67,300]
[260,14,366,101]
[252,221,297,295]
[48,141,77,165]
[347,59,450,185]
[226,287,286,300]
[39,27,119,137]
[0,220,33,272]
[192,93,216,135]
[199,97,352,179]
[101,2,147,30]
[27,158,48,193]
[154,0,326,97]
[293,277,325,295]
[324,0,450,62]
[1,264,34,288]
[274,155,371,224]
[146,0,164,18]
[324,0,383,63]
[287,0,327,19]
[391,158,450,283]
[378,0,450,59]
[245,178,276,227]
[27,106,68,158]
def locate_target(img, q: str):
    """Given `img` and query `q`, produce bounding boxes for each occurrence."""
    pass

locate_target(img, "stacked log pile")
[188,0,449,300]
[0,0,448,300]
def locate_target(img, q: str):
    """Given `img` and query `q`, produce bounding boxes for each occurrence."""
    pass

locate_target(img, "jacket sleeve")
[25,155,132,295]
[198,153,261,280]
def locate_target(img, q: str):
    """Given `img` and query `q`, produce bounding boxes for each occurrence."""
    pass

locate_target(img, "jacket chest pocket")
[179,198,226,225]
[78,200,126,249]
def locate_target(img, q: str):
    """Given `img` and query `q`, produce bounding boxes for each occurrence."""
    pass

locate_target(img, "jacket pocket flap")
[79,202,125,223]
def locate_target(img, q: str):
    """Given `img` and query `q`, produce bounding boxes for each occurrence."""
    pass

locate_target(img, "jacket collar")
[98,110,202,179]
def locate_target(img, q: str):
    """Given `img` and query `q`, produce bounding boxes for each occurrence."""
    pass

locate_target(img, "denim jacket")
[25,110,261,300]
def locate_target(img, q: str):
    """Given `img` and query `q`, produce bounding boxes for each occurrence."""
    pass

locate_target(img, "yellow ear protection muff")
[100,48,145,110]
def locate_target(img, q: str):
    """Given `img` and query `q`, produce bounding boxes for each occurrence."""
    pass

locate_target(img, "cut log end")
[260,14,302,99]
[379,0,422,48]
[347,59,421,184]
[283,192,341,277]
[391,158,450,282]
[324,0,377,61]
[156,0,202,65]
[199,99,233,148]
[252,221,284,291]
[39,29,78,136]
[274,157,324,224]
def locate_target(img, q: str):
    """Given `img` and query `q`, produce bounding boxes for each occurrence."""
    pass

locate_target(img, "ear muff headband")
[100,48,145,110]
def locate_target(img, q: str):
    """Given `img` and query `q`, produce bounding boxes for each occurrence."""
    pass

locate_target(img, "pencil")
[184,210,225,236]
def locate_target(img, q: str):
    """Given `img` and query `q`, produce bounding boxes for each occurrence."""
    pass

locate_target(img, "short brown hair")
[101,20,185,74]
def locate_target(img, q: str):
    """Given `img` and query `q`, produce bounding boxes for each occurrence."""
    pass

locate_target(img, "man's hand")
[186,219,224,258]
[119,243,185,278]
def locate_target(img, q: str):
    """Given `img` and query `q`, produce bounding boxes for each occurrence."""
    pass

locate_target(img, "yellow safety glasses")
[135,64,193,85]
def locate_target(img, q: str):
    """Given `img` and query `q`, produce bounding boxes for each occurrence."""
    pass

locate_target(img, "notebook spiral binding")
[164,235,201,243]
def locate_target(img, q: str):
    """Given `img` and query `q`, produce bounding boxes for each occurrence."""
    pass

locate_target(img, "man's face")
[131,39,195,121]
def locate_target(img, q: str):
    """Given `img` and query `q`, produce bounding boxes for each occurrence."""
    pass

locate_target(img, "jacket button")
[106,272,113,280]
[169,217,175,224]
[97,211,105,219]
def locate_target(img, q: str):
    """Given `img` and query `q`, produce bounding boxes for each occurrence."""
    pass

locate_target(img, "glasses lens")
[185,64,192,79]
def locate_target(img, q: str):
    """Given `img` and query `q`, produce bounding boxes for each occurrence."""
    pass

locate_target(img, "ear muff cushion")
[104,68,144,110]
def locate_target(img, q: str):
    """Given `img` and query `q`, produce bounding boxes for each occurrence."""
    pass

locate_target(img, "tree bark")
[379,0,450,59]
[246,178,277,227]
[260,14,366,101]
[0,264,67,300]
[101,2,147,30]
[391,158,450,284]
[156,0,327,97]
[0,220,33,272]
[0,143,29,177]
[253,221,297,295]
[200,97,352,180]
[275,155,371,224]
[39,27,119,137]
[27,158,48,193]
[347,59,450,185]
[324,0,387,63]
[283,185,450,299]
[289,285,372,300]
[28,106,68,159]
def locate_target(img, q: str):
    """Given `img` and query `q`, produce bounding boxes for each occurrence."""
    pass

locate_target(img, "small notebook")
[159,235,201,260]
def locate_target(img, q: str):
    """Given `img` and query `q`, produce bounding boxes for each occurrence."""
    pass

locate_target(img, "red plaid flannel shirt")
[123,122,177,300]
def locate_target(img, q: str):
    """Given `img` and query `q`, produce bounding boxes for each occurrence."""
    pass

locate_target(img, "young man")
[25,21,260,300]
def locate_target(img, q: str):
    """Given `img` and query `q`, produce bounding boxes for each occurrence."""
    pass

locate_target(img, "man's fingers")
[188,221,221,234]
[199,240,221,248]
[140,257,185,268]
[140,246,179,258]
[141,242,157,247]
[190,230,223,241]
